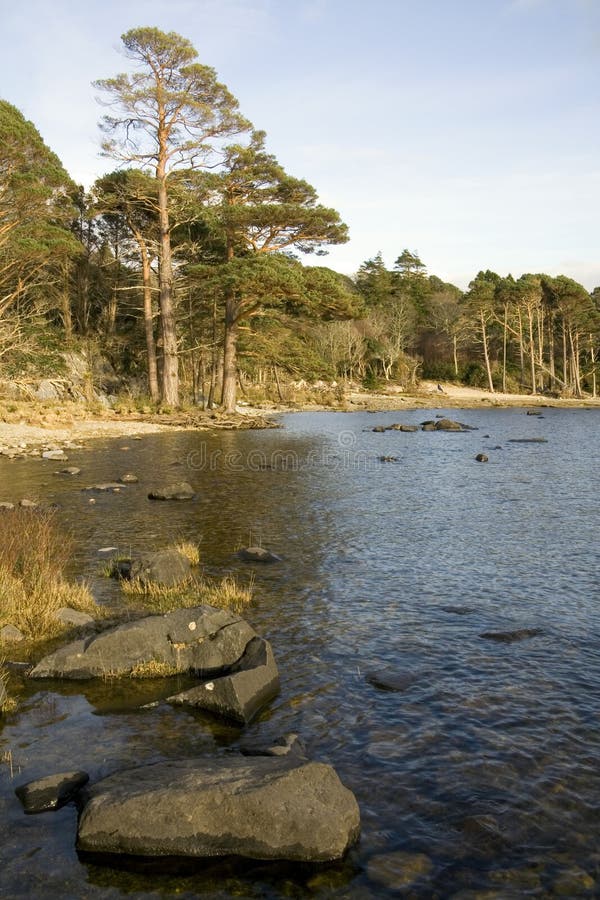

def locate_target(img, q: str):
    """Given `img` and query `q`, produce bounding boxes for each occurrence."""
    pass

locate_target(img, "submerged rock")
[480,628,543,643]
[365,669,419,692]
[77,756,360,862]
[238,546,281,564]
[15,771,89,814]
[82,483,125,493]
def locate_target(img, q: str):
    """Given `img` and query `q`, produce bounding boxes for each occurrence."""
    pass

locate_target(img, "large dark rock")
[77,756,360,862]
[129,550,191,587]
[15,771,89,814]
[29,606,256,680]
[167,636,280,724]
[148,482,195,501]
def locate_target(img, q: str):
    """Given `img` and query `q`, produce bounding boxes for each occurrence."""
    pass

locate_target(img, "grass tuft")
[174,541,201,567]
[0,507,98,641]
[121,572,254,615]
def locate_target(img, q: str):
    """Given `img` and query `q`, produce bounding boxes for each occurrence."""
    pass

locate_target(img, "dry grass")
[122,573,254,615]
[128,659,180,679]
[174,541,201,567]
[0,663,16,714]
[0,507,98,641]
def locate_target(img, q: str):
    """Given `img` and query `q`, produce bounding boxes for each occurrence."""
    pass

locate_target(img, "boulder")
[238,546,281,564]
[129,550,191,587]
[15,771,89,814]
[29,605,257,680]
[148,482,195,501]
[77,756,360,862]
[167,636,280,724]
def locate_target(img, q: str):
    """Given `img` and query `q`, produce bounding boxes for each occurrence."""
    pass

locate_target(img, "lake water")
[1,407,600,897]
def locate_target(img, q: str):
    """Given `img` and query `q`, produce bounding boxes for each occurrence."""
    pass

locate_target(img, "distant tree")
[94,27,250,405]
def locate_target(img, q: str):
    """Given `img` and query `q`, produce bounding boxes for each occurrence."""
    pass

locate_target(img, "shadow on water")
[2,407,600,896]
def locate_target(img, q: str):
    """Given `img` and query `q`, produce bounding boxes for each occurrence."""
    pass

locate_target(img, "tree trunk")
[527,305,536,394]
[502,303,508,392]
[157,131,179,406]
[480,311,495,393]
[221,293,239,412]
[141,245,159,403]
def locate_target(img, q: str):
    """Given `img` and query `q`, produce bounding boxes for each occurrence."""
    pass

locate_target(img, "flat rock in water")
[365,669,419,692]
[480,628,543,643]
[238,546,281,564]
[167,636,280,724]
[29,605,257,680]
[15,770,89,814]
[82,483,125,492]
[148,482,195,501]
[77,756,360,862]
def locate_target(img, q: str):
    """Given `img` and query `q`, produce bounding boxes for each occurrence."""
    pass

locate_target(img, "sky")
[1,0,599,290]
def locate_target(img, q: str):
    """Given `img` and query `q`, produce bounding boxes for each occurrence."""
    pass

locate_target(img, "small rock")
[238,546,281,564]
[19,499,38,508]
[0,625,24,643]
[526,410,543,416]
[240,733,307,760]
[119,473,138,484]
[42,450,67,461]
[0,502,15,510]
[147,482,195,501]
[378,456,398,462]
[15,771,89,814]
[508,437,547,444]
[475,453,489,462]
[55,608,95,627]
[82,483,125,492]
[56,467,81,476]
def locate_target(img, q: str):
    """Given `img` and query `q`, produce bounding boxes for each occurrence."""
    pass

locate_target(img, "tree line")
[1,26,598,407]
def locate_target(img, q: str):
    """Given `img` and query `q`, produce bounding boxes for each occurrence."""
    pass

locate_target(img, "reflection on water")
[1,407,600,897]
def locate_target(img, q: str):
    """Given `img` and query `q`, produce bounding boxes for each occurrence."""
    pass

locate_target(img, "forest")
[1,26,599,411]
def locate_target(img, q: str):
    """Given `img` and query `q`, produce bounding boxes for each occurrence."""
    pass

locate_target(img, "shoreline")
[1,382,599,453]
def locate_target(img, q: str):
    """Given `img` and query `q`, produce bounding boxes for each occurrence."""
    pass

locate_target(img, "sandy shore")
[0,383,598,452]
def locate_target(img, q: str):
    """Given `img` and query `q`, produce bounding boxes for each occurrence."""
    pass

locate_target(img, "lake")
[1,406,599,897]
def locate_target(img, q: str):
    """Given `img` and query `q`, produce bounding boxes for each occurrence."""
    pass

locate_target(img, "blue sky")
[1,0,599,289]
